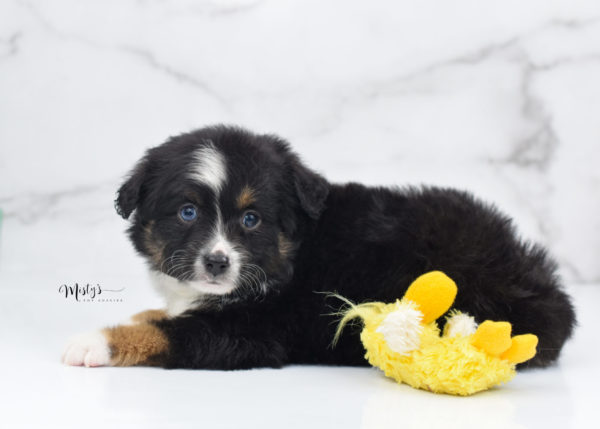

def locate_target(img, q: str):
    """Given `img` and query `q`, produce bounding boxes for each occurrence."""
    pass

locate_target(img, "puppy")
[62,125,576,369]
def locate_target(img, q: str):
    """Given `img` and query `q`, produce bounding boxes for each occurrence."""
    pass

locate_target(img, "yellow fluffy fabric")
[360,314,516,396]
[334,271,536,396]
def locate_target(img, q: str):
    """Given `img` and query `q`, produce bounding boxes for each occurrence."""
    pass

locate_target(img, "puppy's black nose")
[204,253,230,277]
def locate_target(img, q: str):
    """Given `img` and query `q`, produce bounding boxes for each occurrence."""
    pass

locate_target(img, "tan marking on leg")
[278,233,294,258]
[236,185,257,209]
[131,309,168,324]
[143,221,165,266]
[103,324,169,366]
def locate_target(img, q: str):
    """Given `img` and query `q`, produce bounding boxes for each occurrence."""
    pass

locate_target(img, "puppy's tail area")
[328,294,387,347]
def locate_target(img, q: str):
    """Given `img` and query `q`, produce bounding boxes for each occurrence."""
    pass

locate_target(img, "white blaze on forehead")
[210,240,229,255]
[189,142,227,193]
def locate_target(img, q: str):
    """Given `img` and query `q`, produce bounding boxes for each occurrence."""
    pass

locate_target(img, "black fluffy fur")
[116,125,576,370]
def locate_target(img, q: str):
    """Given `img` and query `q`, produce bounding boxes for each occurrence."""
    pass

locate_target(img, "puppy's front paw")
[62,331,111,367]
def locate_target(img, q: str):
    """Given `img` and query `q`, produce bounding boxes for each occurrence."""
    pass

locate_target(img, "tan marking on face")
[278,233,294,258]
[130,309,168,324]
[236,185,257,209]
[143,221,165,266]
[184,191,203,207]
[103,324,169,366]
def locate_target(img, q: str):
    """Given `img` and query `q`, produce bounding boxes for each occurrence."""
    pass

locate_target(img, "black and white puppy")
[62,125,576,369]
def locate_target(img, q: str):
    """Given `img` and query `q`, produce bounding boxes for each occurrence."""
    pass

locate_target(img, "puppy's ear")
[291,157,329,220]
[114,158,149,219]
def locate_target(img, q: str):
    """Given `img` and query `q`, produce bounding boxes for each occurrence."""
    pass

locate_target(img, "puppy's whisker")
[238,272,257,291]
[165,261,187,274]
[244,264,268,286]
[160,249,187,273]
[165,259,192,278]
[179,270,196,282]
[238,263,269,297]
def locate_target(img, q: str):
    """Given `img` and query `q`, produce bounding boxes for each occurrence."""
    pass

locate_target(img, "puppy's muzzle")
[203,253,230,277]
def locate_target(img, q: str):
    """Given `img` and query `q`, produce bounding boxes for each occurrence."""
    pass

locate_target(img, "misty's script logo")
[58,283,125,302]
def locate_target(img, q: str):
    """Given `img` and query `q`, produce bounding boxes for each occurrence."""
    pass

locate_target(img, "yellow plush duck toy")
[335,271,538,396]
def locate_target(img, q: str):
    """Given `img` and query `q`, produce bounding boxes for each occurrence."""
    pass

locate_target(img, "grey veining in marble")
[1,0,599,283]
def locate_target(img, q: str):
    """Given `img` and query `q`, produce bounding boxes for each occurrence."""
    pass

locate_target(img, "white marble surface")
[1,0,599,283]
[0,269,598,429]
[1,1,599,428]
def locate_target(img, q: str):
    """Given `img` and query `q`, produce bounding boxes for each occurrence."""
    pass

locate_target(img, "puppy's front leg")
[63,309,289,369]
[62,309,169,367]
[153,312,290,370]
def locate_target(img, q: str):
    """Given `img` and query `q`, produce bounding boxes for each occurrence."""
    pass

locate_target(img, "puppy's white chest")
[150,271,205,317]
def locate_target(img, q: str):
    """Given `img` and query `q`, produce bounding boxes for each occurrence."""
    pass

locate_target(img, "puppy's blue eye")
[179,204,198,222]
[242,211,261,229]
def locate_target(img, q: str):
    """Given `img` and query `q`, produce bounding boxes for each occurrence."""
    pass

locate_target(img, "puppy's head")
[115,125,328,304]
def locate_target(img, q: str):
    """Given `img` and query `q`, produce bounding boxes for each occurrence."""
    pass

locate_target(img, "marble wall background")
[1,0,599,296]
